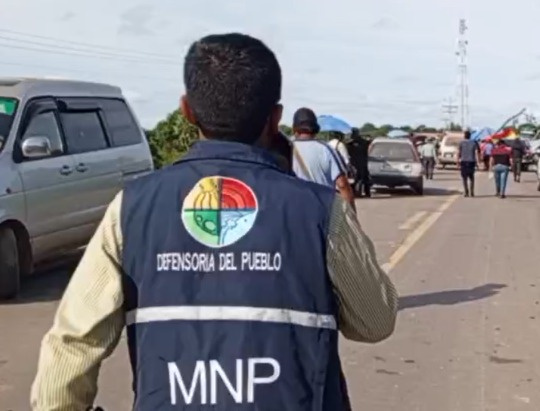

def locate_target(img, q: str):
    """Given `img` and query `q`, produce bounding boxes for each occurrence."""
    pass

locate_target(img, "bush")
[146,110,199,169]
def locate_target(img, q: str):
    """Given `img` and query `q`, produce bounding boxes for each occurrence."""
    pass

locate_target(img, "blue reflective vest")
[121,140,348,410]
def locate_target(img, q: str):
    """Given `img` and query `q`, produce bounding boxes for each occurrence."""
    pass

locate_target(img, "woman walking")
[490,139,513,198]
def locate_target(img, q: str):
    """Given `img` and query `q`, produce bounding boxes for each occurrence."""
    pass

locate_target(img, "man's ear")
[180,95,197,126]
[268,104,283,135]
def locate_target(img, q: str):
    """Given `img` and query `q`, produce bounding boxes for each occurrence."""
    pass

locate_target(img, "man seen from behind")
[31,33,397,411]
[292,108,356,210]
[458,130,480,197]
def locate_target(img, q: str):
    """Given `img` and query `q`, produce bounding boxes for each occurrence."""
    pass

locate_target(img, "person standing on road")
[348,128,372,198]
[31,33,398,411]
[418,138,437,180]
[482,140,494,171]
[458,130,481,197]
[490,139,513,198]
[328,131,351,171]
[510,136,526,183]
[291,108,356,210]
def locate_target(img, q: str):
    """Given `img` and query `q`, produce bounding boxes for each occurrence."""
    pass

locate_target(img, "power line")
[0,41,179,66]
[0,28,174,60]
[0,34,179,64]
[0,60,180,84]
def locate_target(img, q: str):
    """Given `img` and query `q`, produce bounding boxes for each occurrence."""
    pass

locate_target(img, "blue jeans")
[493,164,510,195]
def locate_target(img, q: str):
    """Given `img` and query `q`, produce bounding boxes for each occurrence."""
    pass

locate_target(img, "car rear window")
[444,137,462,147]
[370,142,416,162]
[99,99,142,147]
[60,111,108,154]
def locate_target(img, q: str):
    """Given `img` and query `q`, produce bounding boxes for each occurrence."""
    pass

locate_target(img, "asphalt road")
[1,168,539,410]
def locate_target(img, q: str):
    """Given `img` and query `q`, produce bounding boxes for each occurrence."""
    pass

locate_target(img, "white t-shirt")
[328,139,350,167]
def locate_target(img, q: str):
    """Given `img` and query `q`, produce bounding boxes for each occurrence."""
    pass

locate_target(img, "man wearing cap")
[291,107,356,210]
[31,33,397,411]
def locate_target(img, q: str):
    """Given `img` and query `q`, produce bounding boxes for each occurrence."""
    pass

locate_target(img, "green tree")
[449,122,463,132]
[279,124,293,136]
[359,122,377,133]
[148,110,199,169]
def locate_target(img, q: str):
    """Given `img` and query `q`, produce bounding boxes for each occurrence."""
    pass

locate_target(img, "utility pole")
[442,97,459,130]
[456,19,469,130]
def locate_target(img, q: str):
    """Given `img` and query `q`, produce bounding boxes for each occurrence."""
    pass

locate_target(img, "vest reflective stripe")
[126,305,337,330]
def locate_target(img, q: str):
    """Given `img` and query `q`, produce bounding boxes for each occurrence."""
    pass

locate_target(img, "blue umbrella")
[317,115,352,133]
[387,129,409,138]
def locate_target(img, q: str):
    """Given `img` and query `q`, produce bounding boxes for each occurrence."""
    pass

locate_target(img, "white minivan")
[0,78,154,299]
[438,132,464,168]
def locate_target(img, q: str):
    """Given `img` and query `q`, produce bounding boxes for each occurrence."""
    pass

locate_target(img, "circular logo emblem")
[181,176,259,248]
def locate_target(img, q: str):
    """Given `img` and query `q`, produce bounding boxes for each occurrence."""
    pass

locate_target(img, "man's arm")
[328,148,356,213]
[31,193,125,411]
[326,196,398,342]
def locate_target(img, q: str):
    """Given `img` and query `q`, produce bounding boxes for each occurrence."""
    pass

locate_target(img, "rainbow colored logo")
[181,176,258,248]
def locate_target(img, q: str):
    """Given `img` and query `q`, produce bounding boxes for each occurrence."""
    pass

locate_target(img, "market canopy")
[471,127,494,141]
[483,127,519,142]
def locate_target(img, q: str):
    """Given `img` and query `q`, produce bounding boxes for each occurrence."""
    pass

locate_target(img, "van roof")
[373,137,413,145]
[0,77,123,100]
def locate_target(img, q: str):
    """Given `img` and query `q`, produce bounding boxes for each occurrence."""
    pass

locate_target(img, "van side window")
[99,99,142,147]
[22,111,64,155]
[60,111,108,154]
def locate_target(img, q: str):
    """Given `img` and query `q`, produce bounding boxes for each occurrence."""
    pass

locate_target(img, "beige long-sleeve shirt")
[31,192,398,411]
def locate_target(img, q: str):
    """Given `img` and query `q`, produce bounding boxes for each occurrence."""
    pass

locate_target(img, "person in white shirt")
[328,131,351,170]
[418,138,438,180]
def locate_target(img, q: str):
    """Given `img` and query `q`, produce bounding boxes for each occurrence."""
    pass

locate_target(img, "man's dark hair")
[184,33,282,143]
[464,130,471,139]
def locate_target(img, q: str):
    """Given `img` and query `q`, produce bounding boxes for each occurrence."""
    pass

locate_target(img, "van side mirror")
[21,136,52,159]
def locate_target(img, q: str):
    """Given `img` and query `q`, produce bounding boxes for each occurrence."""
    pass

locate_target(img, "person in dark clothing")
[510,137,526,182]
[458,130,480,197]
[348,128,371,198]
[490,139,513,198]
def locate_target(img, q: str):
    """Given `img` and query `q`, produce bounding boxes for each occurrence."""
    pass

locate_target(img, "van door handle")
[76,163,88,173]
[59,165,73,175]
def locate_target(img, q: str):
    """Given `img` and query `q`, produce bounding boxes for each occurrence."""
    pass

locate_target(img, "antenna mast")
[456,19,469,129]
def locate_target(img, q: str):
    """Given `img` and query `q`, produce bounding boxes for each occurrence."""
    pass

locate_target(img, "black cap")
[293,107,319,134]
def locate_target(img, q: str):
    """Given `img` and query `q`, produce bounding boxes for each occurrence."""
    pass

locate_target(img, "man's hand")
[336,174,356,213]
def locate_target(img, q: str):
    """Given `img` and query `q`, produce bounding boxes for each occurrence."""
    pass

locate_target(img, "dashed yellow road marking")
[398,211,428,230]
[382,194,460,273]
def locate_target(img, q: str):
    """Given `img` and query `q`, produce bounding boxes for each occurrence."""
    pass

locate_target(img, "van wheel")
[411,182,424,196]
[0,227,20,300]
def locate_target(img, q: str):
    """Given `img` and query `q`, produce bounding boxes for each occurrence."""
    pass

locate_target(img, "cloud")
[59,11,75,21]
[371,18,399,31]
[118,4,155,36]
[4,0,540,129]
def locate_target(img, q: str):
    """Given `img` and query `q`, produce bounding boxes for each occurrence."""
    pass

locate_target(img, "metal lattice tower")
[442,97,459,130]
[456,19,469,129]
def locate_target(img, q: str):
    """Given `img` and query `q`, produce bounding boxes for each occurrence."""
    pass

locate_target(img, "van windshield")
[0,97,18,153]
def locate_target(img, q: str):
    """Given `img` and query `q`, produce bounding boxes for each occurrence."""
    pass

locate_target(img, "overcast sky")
[2,0,540,129]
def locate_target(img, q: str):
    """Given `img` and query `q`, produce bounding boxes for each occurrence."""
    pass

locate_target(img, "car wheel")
[411,181,424,196]
[0,226,20,300]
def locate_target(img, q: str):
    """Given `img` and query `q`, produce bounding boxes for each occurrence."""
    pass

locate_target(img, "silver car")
[0,78,153,299]
[368,137,424,195]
